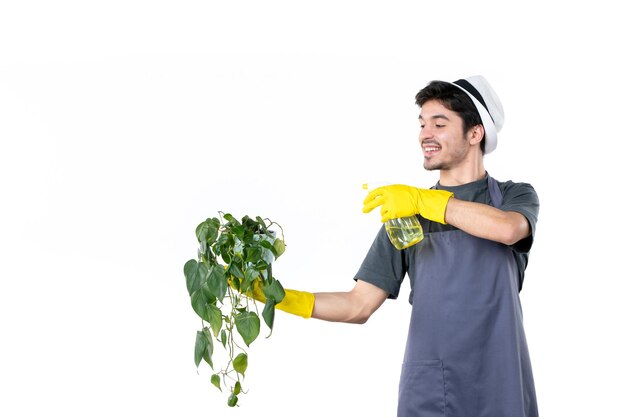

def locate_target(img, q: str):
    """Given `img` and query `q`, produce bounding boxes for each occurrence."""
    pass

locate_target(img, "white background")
[1,1,624,416]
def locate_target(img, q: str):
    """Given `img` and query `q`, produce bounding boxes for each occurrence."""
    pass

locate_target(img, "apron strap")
[487,174,503,209]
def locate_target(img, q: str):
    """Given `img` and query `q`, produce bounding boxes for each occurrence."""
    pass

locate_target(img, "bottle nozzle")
[362,181,390,191]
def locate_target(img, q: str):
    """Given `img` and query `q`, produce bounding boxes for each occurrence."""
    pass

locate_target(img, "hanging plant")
[184,213,286,407]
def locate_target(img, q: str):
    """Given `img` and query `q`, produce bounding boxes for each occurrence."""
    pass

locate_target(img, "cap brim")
[449,82,497,154]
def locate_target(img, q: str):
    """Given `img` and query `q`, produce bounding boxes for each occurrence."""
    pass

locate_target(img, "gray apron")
[398,175,538,417]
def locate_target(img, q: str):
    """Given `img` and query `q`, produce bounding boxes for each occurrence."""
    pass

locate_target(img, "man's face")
[418,100,471,171]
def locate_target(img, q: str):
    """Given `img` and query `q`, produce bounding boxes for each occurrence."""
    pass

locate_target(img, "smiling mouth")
[422,145,441,157]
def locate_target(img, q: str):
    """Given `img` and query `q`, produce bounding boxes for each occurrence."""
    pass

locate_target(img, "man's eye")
[419,125,425,129]
[435,124,445,128]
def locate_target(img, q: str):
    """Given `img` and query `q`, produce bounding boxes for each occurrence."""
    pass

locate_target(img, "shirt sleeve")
[353,225,407,299]
[499,181,540,253]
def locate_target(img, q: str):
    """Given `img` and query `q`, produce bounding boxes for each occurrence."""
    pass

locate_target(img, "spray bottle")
[362,182,424,250]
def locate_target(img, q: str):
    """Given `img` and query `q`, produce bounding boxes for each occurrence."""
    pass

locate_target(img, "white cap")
[449,75,504,154]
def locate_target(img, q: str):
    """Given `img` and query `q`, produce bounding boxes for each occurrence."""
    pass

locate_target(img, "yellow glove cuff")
[418,189,454,224]
[275,289,315,319]
[239,279,315,319]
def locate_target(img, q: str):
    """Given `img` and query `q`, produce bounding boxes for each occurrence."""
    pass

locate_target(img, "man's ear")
[468,124,485,146]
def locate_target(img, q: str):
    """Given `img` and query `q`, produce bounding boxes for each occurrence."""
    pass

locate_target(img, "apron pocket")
[398,360,446,417]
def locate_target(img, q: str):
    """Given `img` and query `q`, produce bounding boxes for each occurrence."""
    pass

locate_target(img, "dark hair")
[415,81,485,153]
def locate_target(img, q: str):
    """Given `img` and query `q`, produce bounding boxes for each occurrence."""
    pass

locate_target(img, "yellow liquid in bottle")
[384,217,424,250]
[362,183,424,250]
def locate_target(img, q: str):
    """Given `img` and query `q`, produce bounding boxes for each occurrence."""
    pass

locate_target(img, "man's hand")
[232,278,315,319]
[362,185,454,224]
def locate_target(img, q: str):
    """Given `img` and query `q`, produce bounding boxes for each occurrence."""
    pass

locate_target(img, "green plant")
[184,213,286,407]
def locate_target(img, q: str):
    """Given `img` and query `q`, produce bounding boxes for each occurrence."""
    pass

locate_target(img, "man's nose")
[419,125,432,141]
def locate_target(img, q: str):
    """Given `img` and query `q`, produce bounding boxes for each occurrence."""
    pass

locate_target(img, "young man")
[256,75,540,417]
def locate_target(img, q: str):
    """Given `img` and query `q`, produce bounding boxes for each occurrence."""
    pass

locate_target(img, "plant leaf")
[202,327,214,369]
[232,224,245,240]
[233,353,248,375]
[198,240,208,259]
[196,219,219,244]
[235,311,260,347]
[221,249,232,264]
[206,304,222,337]
[273,238,286,259]
[195,221,209,243]
[220,329,227,349]
[214,233,231,262]
[227,263,244,280]
[259,240,273,250]
[227,393,238,407]
[255,216,267,232]
[242,215,261,233]
[223,213,239,226]
[207,265,227,301]
[262,297,276,329]
[183,259,208,295]
[245,246,262,263]
[190,288,209,321]
[200,282,216,305]
[214,232,229,250]
[233,381,242,395]
[241,267,259,292]
[211,374,221,391]
[194,330,208,368]
[262,279,285,304]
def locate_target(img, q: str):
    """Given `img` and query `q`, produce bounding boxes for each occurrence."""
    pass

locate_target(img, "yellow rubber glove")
[362,185,454,224]
[231,278,315,319]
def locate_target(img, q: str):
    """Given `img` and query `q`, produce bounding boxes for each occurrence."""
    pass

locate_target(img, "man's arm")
[445,197,530,245]
[363,184,531,246]
[239,278,389,323]
[312,280,389,324]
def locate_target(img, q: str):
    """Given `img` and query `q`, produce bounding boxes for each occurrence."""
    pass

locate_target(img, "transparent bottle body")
[384,216,423,250]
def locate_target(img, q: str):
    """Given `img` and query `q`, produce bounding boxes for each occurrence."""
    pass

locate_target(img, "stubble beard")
[423,147,468,172]
[423,157,452,171]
